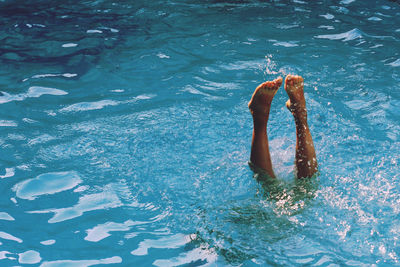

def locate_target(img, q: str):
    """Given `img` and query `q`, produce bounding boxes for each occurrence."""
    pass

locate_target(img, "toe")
[255,82,266,93]
[285,74,303,88]
[294,75,304,84]
[285,75,292,84]
[274,77,283,88]
[286,99,291,110]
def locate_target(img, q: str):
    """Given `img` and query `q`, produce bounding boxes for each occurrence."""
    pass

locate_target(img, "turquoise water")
[0,0,400,265]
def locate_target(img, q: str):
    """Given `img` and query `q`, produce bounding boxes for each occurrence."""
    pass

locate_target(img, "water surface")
[0,0,400,265]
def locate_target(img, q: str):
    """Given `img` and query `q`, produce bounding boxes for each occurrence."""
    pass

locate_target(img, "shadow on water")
[255,169,320,216]
[0,0,141,77]
[191,167,320,265]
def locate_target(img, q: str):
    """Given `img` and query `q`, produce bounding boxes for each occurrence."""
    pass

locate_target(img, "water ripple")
[0,86,67,104]
[131,233,193,256]
[29,191,122,223]
[315,28,364,41]
[60,100,119,112]
[153,247,218,267]
[18,250,41,265]
[40,240,56,246]
[22,73,77,82]
[0,0,399,265]
[0,120,17,127]
[388,58,400,67]
[0,212,14,221]
[40,256,122,267]
[85,220,139,242]
[0,168,15,179]
[13,171,82,200]
[0,231,22,243]
[272,41,299,47]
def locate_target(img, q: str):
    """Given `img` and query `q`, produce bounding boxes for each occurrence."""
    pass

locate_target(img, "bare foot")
[284,75,307,118]
[248,77,282,178]
[284,74,318,178]
[248,77,282,117]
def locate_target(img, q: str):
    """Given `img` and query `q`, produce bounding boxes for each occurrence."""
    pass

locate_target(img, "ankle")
[252,114,268,128]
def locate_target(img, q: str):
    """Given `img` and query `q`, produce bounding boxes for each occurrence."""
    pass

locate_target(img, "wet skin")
[249,75,318,179]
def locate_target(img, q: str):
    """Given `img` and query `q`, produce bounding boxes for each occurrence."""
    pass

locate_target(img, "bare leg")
[248,77,283,178]
[284,75,318,178]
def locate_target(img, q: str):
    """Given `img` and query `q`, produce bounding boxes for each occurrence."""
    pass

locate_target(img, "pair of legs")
[248,75,317,179]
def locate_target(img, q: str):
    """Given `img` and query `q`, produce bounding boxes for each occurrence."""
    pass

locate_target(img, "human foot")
[285,75,318,178]
[249,77,281,178]
[248,77,282,117]
[284,75,307,116]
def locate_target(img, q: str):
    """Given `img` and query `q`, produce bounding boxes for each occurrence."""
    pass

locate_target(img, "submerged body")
[248,75,318,179]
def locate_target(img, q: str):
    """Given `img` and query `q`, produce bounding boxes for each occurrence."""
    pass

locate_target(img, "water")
[0,0,399,265]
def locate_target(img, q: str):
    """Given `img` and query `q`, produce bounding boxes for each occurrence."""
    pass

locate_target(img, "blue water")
[0,0,399,265]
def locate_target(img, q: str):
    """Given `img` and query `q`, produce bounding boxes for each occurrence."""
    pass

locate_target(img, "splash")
[264,55,287,77]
